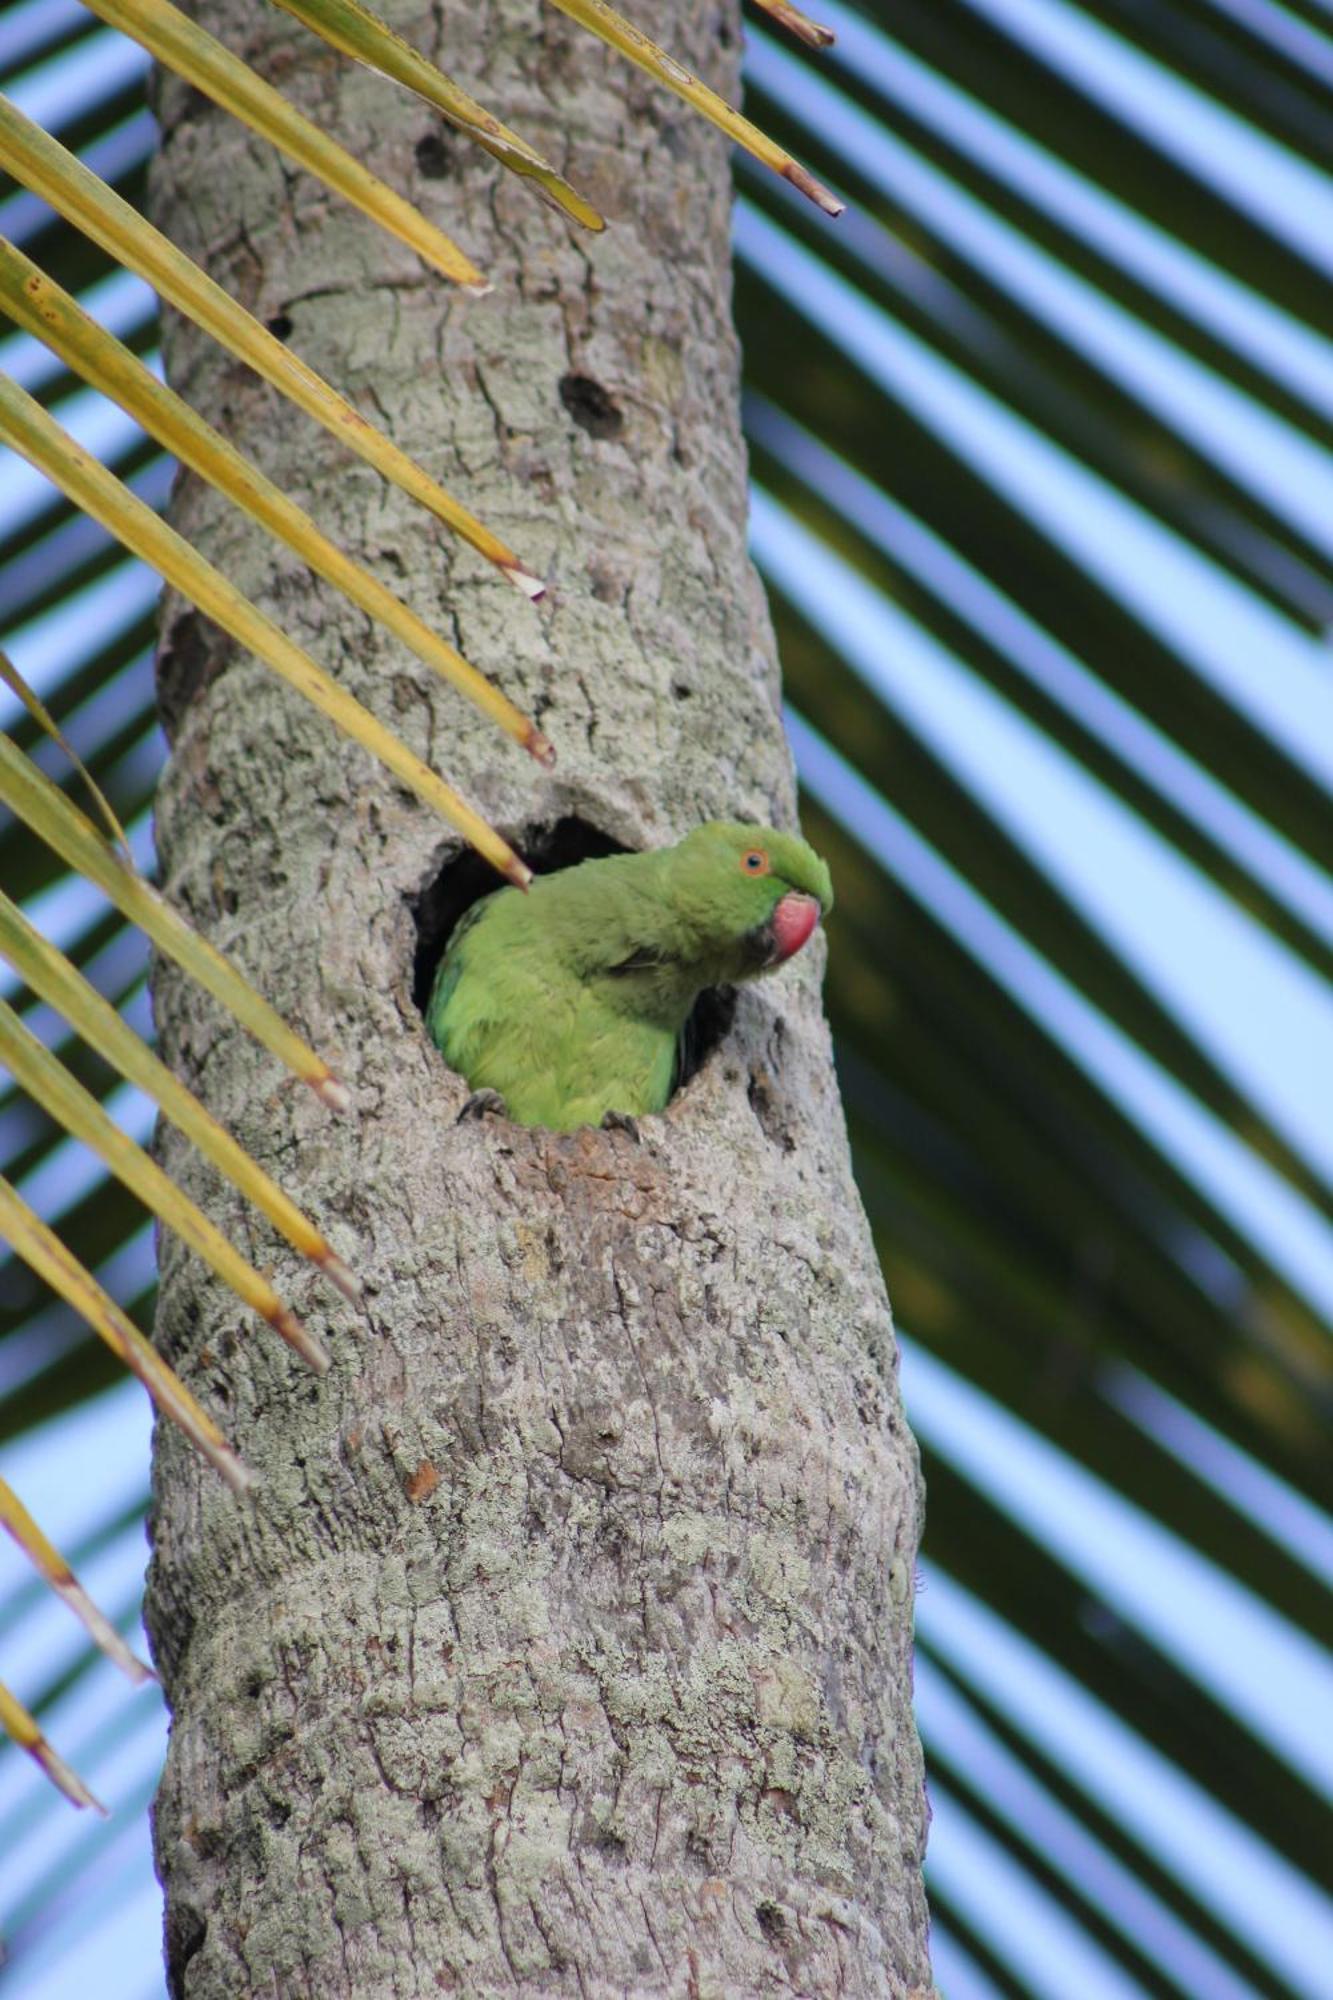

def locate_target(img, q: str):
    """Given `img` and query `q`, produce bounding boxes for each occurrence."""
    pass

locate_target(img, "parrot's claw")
[601,1109,641,1143]
[457,1088,507,1124]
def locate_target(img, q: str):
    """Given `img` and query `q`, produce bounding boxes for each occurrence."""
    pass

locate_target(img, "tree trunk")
[144,3,930,1993]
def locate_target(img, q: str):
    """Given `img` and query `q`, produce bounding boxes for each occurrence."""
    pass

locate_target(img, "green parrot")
[426,821,833,1131]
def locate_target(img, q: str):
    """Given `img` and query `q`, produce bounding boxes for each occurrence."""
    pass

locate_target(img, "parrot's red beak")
[769,891,822,963]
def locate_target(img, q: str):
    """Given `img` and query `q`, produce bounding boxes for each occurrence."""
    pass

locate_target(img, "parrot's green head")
[666,821,834,977]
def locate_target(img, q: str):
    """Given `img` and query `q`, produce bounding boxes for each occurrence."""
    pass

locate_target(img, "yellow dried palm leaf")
[749,0,835,50]
[0,375,533,888]
[268,0,605,230]
[0,889,360,1306]
[0,239,552,765]
[547,0,843,212]
[0,646,131,860]
[0,97,546,599]
[79,0,485,287]
[0,1473,153,1684]
[0,735,350,1112]
[0,997,328,1372]
[0,1175,253,1494]
[0,1675,104,1813]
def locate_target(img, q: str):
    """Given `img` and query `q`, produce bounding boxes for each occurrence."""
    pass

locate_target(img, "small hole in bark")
[265,312,293,341]
[672,682,693,701]
[559,373,624,440]
[756,1900,788,1944]
[415,129,453,178]
[156,607,234,742]
[410,819,736,1103]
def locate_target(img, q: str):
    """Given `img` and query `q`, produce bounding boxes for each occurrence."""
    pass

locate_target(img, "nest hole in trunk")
[409,816,736,1096]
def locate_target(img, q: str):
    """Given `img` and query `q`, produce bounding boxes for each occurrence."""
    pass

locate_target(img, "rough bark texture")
[145,3,930,1993]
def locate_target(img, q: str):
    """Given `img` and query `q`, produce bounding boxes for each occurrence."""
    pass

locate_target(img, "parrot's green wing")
[607,943,676,976]
[611,941,695,1095]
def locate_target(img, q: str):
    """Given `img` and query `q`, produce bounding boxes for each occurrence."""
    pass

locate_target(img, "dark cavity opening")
[265,312,293,341]
[559,373,624,441]
[755,1901,788,1945]
[414,128,452,179]
[409,817,735,1095]
[156,607,234,743]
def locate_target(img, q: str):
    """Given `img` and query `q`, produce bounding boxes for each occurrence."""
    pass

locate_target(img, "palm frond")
[0,735,348,1109]
[80,0,487,287]
[0,237,552,763]
[0,644,128,858]
[735,3,1333,1993]
[0,375,533,887]
[750,0,836,53]
[0,1180,252,1494]
[0,96,547,599]
[268,0,606,228]
[0,888,359,1304]
[0,1470,151,1685]
[0,994,325,1372]
[0,1675,103,1814]
[548,0,845,212]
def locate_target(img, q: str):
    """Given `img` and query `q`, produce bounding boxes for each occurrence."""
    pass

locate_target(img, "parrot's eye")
[741,849,770,875]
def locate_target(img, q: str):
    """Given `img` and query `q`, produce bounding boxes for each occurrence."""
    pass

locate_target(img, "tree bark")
[145,3,930,1993]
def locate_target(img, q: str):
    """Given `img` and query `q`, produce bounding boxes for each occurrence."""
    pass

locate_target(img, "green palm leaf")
[734,5,1333,1992]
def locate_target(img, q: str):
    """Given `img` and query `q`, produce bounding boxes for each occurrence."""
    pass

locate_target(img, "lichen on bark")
[145,3,930,1992]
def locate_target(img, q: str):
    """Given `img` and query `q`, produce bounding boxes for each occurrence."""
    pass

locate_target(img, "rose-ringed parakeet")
[426,821,833,1130]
